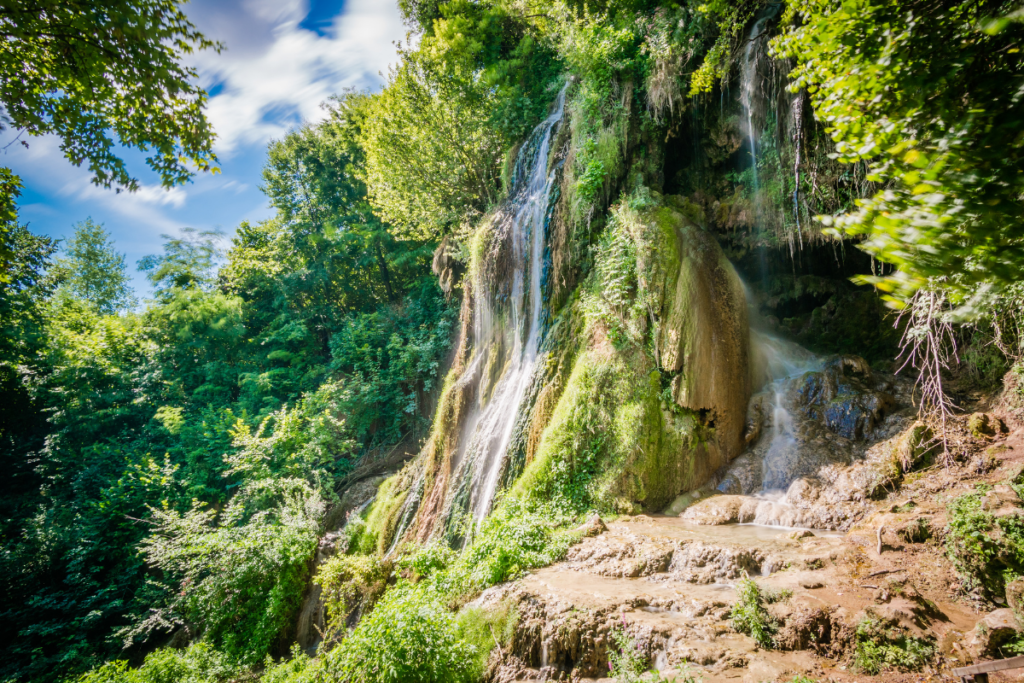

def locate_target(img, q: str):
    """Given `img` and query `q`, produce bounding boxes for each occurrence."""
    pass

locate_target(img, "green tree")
[53,219,136,314]
[138,228,223,297]
[362,1,561,239]
[0,0,219,190]
[398,0,441,33]
[0,168,24,282]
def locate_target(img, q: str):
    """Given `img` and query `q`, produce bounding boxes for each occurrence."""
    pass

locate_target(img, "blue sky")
[3,0,406,294]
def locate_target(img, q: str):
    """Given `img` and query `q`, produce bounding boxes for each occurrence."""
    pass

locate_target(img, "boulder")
[966,609,1020,658]
[892,421,935,472]
[795,355,895,440]
[895,518,933,544]
[679,495,752,525]
[969,412,1008,439]
[980,485,1024,518]
[824,392,894,440]
[575,514,608,538]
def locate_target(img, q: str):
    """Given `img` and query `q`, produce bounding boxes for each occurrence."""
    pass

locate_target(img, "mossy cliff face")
[514,195,750,513]
[651,198,751,470]
[362,184,752,549]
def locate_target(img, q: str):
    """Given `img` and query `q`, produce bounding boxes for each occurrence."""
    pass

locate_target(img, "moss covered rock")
[968,412,1008,439]
[514,195,751,512]
[653,197,751,467]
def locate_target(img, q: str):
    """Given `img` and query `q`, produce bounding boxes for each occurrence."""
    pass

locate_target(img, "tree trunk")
[376,239,396,302]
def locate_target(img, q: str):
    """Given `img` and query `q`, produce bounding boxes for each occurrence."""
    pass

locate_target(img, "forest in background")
[0,0,1022,681]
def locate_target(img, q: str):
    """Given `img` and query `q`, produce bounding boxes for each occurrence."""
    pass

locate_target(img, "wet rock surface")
[471,505,1012,683]
[677,356,924,533]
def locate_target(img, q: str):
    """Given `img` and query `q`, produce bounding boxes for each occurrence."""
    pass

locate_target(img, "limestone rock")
[668,540,769,582]
[966,609,1020,658]
[679,495,753,525]
[655,198,751,469]
[980,485,1024,518]
[576,514,608,538]
[430,235,463,296]
[775,607,834,651]
[867,581,945,639]
[895,517,933,544]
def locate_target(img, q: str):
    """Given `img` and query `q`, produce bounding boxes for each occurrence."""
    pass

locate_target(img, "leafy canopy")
[0,0,220,190]
[362,0,562,239]
[773,0,1024,308]
[138,228,223,296]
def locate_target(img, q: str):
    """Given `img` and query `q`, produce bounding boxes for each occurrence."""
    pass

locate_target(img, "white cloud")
[193,0,405,155]
[5,135,188,233]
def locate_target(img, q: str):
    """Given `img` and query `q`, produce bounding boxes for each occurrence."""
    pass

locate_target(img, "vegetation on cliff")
[2,0,1024,681]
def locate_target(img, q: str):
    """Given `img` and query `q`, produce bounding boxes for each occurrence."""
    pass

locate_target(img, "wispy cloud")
[192,0,405,155]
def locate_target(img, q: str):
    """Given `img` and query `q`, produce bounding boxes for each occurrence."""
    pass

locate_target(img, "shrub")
[259,645,322,683]
[397,541,458,581]
[730,579,780,649]
[431,497,583,597]
[853,617,934,674]
[454,602,519,679]
[945,488,1024,599]
[314,554,392,637]
[77,643,237,683]
[127,478,324,664]
[323,583,477,683]
[608,628,701,683]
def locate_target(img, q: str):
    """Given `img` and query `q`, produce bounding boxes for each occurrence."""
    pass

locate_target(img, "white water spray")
[462,86,568,527]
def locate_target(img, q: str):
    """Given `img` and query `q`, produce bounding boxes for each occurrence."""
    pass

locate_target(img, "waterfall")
[749,329,819,492]
[460,86,568,529]
[739,14,770,196]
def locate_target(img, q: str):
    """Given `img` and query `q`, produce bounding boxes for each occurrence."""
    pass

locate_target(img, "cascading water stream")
[750,329,819,492]
[739,14,771,197]
[460,86,568,529]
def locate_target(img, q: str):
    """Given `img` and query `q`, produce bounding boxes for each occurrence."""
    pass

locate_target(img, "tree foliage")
[138,228,223,296]
[0,0,219,190]
[774,0,1024,307]
[53,219,136,314]
[362,0,562,239]
[0,38,455,681]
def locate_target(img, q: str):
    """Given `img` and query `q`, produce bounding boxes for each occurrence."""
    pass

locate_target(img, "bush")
[454,603,519,680]
[323,583,477,683]
[314,554,392,637]
[431,497,583,597]
[853,617,934,674]
[258,645,322,683]
[77,644,237,683]
[730,579,781,649]
[945,487,1024,599]
[127,478,324,664]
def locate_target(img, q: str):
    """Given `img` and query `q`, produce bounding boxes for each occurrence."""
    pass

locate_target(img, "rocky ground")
[472,406,1024,683]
